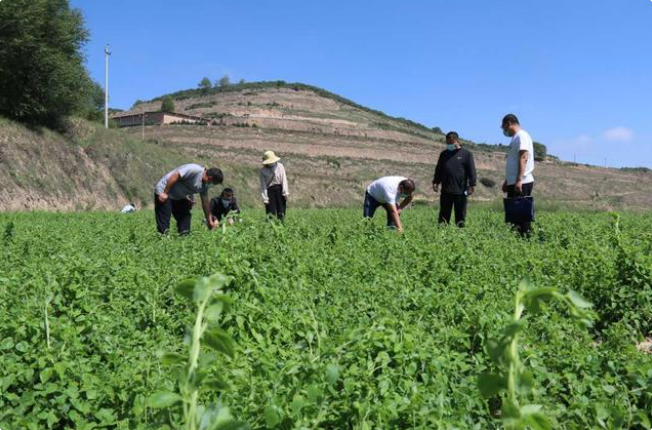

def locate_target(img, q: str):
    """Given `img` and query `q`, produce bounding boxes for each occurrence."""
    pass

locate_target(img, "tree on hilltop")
[198,77,212,96]
[161,96,175,113]
[217,75,230,88]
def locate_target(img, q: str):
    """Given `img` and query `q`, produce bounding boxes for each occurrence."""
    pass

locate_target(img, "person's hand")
[432,183,439,193]
[207,217,218,230]
[501,181,508,193]
[158,193,169,203]
[283,195,289,202]
[515,180,523,195]
[467,186,475,196]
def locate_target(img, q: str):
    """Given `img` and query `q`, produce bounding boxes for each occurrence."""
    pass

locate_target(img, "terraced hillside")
[119,82,652,209]
[1,82,650,211]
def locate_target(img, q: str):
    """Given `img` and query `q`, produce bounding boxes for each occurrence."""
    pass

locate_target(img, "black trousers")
[154,195,193,235]
[439,193,467,227]
[506,182,534,236]
[265,184,286,221]
[363,192,397,227]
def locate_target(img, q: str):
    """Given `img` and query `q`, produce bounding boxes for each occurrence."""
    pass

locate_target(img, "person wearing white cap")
[259,151,289,221]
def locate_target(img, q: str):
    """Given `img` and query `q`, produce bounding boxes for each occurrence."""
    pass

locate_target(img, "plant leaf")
[205,377,230,391]
[147,391,182,408]
[566,290,593,309]
[325,363,340,386]
[477,373,506,398]
[175,279,197,301]
[161,352,185,366]
[203,328,235,358]
[264,405,281,428]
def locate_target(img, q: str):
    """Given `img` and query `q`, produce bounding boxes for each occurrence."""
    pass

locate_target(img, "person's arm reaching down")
[281,164,289,200]
[466,152,477,196]
[201,193,217,229]
[158,171,180,203]
[515,150,528,194]
[398,194,413,211]
[231,198,240,214]
[386,204,404,233]
[432,153,443,193]
[260,172,269,204]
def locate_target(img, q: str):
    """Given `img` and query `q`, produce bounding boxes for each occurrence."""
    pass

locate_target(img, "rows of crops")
[1,209,651,429]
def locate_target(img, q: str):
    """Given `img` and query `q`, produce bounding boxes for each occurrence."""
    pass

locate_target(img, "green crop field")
[1,209,651,430]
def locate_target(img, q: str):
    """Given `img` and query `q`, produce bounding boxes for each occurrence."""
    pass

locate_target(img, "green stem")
[186,297,209,430]
[508,291,524,412]
[44,301,51,349]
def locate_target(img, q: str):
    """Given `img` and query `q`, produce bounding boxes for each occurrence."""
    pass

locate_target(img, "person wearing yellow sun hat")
[259,151,289,221]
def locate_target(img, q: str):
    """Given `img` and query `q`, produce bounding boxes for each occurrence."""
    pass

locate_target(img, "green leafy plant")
[148,274,248,430]
[478,281,595,429]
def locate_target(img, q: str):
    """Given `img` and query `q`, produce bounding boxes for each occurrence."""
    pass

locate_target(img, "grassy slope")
[0,117,191,210]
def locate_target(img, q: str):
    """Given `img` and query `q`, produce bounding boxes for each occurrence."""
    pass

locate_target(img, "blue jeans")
[363,192,397,228]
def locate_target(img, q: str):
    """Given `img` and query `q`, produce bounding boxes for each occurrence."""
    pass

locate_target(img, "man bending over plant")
[363,176,415,232]
[154,164,224,235]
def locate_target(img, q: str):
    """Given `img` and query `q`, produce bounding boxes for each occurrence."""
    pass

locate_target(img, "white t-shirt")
[505,130,535,185]
[121,204,136,213]
[366,176,407,205]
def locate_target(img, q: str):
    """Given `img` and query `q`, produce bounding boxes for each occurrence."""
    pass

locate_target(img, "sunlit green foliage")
[0,209,651,429]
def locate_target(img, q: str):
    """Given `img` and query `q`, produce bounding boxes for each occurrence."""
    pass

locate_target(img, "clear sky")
[72,0,652,168]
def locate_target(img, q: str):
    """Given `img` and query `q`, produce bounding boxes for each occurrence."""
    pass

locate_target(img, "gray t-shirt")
[155,164,209,200]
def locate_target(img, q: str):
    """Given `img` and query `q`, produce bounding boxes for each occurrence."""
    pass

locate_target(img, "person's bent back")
[363,176,415,232]
[154,164,223,235]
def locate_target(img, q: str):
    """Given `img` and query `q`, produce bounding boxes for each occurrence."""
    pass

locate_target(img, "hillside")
[121,81,652,209]
[0,117,188,211]
[1,81,651,211]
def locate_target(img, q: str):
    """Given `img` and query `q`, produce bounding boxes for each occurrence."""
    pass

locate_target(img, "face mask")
[220,198,231,208]
[267,162,277,169]
[446,144,456,151]
[399,193,408,199]
[503,129,511,138]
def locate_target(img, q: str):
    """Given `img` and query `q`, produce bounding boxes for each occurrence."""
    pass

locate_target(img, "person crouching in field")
[210,188,241,226]
[432,131,477,227]
[260,151,289,221]
[363,176,415,232]
[154,164,224,235]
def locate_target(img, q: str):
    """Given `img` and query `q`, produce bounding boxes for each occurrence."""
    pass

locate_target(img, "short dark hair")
[221,187,234,195]
[502,114,520,127]
[446,131,459,141]
[399,179,416,193]
[206,167,224,184]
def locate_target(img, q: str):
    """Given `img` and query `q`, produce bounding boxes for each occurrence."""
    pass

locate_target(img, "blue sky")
[73,0,652,168]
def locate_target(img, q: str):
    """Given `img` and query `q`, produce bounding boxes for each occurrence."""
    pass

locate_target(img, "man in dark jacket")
[432,131,477,227]
[210,188,241,225]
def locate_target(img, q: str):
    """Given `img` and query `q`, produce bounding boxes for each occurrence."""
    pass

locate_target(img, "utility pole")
[141,112,145,140]
[104,44,111,128]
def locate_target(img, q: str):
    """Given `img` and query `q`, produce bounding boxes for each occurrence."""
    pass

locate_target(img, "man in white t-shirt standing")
[363,176,415,232]
[501,114,535,236]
